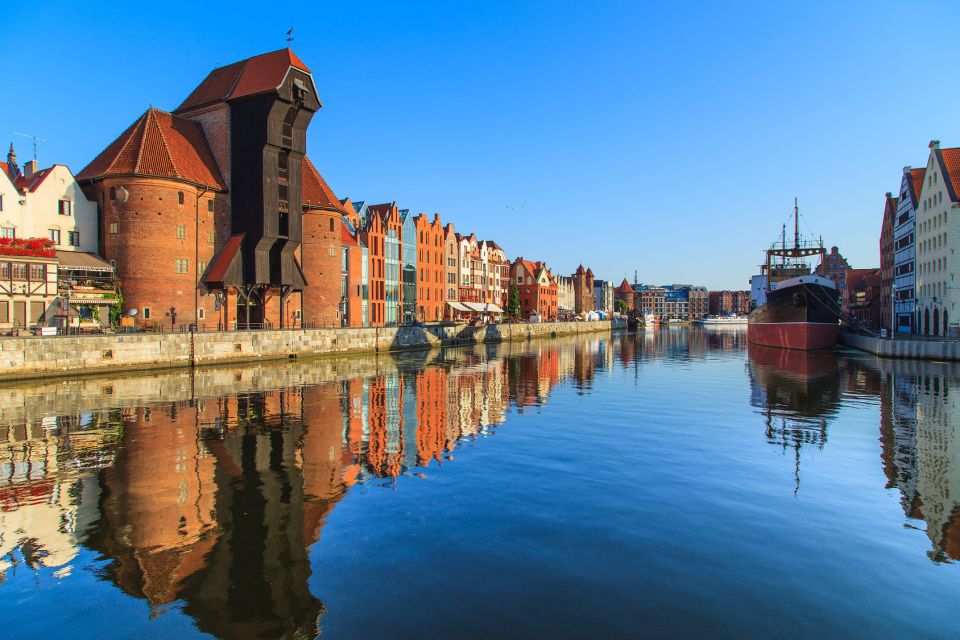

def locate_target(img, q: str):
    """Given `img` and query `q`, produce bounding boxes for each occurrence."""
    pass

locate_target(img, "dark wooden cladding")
[229,67,319,289]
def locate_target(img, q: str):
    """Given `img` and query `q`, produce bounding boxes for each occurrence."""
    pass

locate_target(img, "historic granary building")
[78,49,346,329]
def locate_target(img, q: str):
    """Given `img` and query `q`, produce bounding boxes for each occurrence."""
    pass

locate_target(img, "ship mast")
[794,197,800,252]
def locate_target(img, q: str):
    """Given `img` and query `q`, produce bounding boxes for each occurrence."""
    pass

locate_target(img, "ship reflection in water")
[747,345,841,494]
[0,330,959,638]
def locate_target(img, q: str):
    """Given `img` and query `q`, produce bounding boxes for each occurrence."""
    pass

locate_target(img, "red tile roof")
[0,162,8,181]
[939,147,960,202]
[909,168,925,204]
[615,278,633,294]
[205,234,244,284]
[11,166,56,193]
[177,49,311,112]
[302,157,344,211]
[76,109,226,189]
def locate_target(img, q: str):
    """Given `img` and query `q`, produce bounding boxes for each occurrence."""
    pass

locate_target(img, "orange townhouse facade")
[414,213,445,322]
[510,258,558,320]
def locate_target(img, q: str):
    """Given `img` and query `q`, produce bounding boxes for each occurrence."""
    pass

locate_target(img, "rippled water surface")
[1,329,958,638]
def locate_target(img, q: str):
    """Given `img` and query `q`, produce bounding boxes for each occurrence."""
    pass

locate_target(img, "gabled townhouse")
[914,140,959,337]
[399,208,417,323]
[879,192,897,332]
[510,257,558,320]
[414,213,445,322]
[893,166,924,333]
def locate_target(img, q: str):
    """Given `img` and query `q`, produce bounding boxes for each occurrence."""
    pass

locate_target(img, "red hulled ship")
[747,200,840,351]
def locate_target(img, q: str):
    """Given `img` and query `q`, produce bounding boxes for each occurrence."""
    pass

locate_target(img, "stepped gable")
[77,108,226,189]
[176,48,312,112]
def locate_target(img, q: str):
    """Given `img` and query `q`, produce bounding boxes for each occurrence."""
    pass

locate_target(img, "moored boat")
[699,315,748,326]
[747,200,840,351]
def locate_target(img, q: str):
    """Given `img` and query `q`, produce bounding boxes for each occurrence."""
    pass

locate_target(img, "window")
[0,194,3,210]
[0,302,7,324]
[329,218,335,232]
[329,246,335,256]
[109,186,116,201]
[143,307,151,320]
[1,227,13,239]
[29,264,45,280]
[207,200,213,212]
[177,225,186,239]
[68,231,80,247]
[109,222,118,234]
[175,258,189,274]
[49,229,61,244]
[208,231,215,244]
[11,263,26,280]
[178,191,184,205]
[198,260,207,272]
[58,199,72,216]
[197,307,205,320]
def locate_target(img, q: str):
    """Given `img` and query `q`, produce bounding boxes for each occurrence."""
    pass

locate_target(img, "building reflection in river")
[747,342,960,562]
[0,336,609,636]
[2,331,959,639]
[875,358,960,562]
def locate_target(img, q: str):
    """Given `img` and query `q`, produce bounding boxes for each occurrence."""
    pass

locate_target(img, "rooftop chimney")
[930,139,941,150]
[23,160,37,178]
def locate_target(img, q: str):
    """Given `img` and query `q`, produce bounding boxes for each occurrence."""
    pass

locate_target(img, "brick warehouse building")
[78,49,345,329]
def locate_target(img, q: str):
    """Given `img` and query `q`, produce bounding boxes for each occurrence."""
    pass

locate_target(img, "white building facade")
[915,141,959,337]
[1,146,98,253]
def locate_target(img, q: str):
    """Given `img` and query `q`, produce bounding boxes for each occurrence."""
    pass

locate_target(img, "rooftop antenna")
[286,27,295,45]
[13,132,46,163]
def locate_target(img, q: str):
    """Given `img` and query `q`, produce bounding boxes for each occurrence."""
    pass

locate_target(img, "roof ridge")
[132,110,155,175]
[107,111,147,176]
[225,58,248,100]
[150,111,180,178]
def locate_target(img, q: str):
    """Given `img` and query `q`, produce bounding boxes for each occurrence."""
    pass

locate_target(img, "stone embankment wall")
[0,319,622,381]
[840,332,960,361]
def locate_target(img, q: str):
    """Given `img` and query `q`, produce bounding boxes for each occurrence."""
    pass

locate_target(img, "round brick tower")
[77,109,228,329]
[301,158,345,327]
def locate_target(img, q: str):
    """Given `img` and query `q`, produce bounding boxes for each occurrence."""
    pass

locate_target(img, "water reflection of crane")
[747,344,841,495]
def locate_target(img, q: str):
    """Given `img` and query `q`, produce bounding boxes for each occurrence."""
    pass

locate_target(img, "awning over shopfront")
[55,250,114,273]
[462,302,504,314]
[447,301,471,313]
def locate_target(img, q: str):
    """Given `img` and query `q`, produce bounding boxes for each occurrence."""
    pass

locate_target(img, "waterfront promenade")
[840,331,960,361]
[0,319,620,381]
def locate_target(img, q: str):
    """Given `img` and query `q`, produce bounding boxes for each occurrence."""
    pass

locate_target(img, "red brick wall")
[301,209,341,327]
[98,176,226,329]
[415,214,445,322]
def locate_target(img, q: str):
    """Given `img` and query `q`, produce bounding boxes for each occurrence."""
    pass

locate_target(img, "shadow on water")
[0,329,959,637]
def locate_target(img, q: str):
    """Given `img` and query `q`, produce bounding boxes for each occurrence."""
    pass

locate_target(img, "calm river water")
[1,329,958,638]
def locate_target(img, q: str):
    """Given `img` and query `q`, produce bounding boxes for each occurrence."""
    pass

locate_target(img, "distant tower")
[6,143,20,180]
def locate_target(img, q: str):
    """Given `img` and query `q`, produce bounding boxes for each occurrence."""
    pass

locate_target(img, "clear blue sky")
[4,1,958,289]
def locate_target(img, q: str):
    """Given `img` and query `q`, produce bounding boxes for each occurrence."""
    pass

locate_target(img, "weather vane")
[286,27,294,44]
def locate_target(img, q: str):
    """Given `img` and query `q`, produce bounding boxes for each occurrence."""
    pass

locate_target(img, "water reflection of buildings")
[874,358,960,562]
[747,345,842,494]
[0,412,122,582]
[0,336,609,636]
